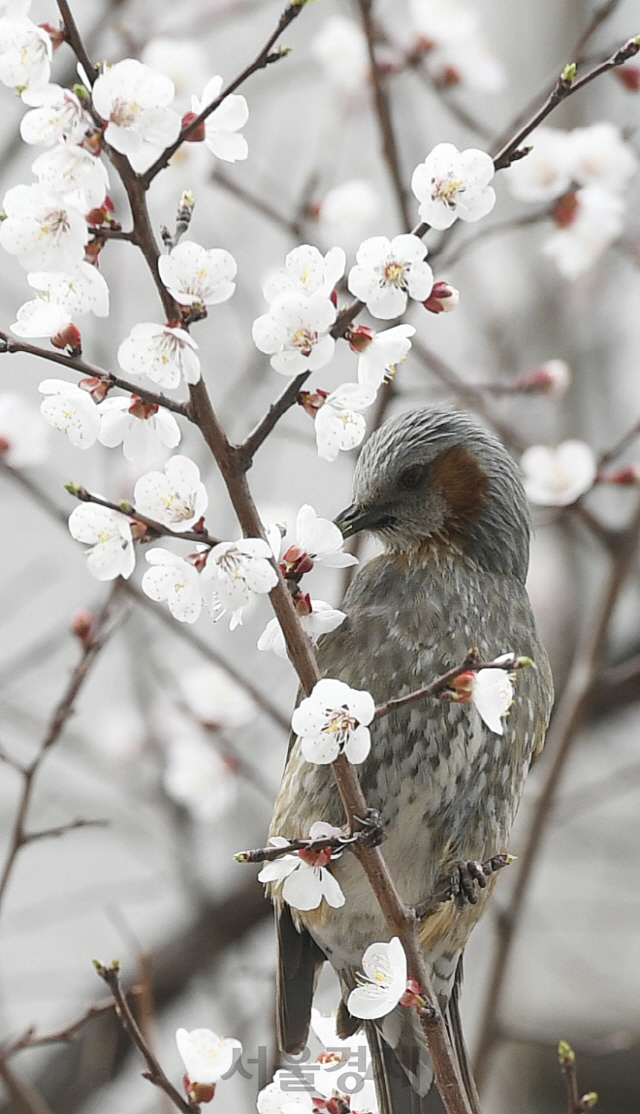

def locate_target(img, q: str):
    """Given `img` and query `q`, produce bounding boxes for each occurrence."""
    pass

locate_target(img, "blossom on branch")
[314,382,376,462]
[543,185,625,279]
[291,677,375,764]
[252,293,336,375]
[450,662,515,735]
[200,538,277,629]
[158,240,237,307]
[0,183,89,270]
[263,245,345,302]
[258,822,346,910]
[39,379,99,447]
[134,454,208,531]
[11,298,73,340]
[68,502,135,580]
[293,503,358,568]
[31,145,109,213]
[311,16,370,93]
[347,937,407,1019]
[347,234,434,319]
[0,15,51,95]
[92,58,181,172]
[176,1027,242,1103]
[317,178,381,251]
[258,599,346,658]
[520,440,597,505]
[117,322,200,389]
[97,395,181,465]
[353,323,416,390]
[411,142,496,229]
[20,83,91,145]
[190,75,248,162]
[142,548,202,623]
[26,262,110,318]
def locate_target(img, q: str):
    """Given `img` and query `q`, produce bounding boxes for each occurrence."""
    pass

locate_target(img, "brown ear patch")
[430,445,488,533]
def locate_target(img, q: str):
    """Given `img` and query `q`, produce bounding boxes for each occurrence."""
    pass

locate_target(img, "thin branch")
[57,0,97,84]
[67,486,221,548]
[598,415,640,467]
[93,962,199,1114]
[473,496,640,1088]
[0,1059,55,1114]
[141,2,305,186]
[3,996,129,1056]
[238,373,310,464]
[0,332,191,419]
[211,168,303,238]
[355,0,412,229]
[373,652,526,720]
[21,818,109,845]
[0,588,118,915]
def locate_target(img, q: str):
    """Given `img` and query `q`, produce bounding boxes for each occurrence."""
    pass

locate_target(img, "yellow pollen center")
[383,260,406,286]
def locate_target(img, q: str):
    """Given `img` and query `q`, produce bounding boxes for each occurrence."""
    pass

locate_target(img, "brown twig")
[141,1,305,186]
[0,587,118,915]
[93,962,199,1114]
[373,652,525,720]
[558,1041,598,1114]
[0,332,191,419]
[3,996,131,1056]
[473,496,640,1089]
[21,818,109,845]
[238,372,311,465]
[211,168,303,238]
[67,486,221,548]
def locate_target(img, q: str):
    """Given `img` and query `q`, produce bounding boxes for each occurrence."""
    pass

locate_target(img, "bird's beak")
[334,503,388,538]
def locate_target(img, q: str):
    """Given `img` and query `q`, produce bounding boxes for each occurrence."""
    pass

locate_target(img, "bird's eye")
[399,464,427,490]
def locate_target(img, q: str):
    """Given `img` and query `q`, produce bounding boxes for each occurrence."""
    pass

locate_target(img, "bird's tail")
[363,955,481,1114]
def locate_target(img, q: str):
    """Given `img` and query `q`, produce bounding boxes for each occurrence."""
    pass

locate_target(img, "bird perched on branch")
[268,406,553,1114]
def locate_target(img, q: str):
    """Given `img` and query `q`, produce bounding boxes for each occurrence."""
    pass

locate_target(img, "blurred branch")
[0,586,119,915]
[0,1060,55,1114]
[473,495,640,1089]
[211,168,303,238]
[3,997,126,1055]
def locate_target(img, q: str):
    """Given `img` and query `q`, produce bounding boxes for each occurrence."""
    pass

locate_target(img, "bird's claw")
[351,809,386,847]
[448,860,488,905]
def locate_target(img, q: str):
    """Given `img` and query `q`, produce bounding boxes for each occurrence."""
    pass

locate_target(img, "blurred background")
[1,0,639,1111]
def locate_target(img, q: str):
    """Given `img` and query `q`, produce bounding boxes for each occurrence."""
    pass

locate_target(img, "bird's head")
[335,407,531,582]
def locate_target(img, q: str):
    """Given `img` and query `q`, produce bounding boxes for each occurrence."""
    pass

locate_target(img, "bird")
[267,405,554,1114]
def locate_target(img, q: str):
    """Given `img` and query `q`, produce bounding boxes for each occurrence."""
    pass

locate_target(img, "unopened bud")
[615,65,640,91]
[515,359,571,398]
[552,190,579,228]
[399,978,426,1008]
[281,544,314,578]
[580,1092,598,1109]
[448,671,475,703]
[293,591,313,616]
[347,325,375,353]
[558,1040,575,1064]
[71,608,96,648]
[129,520,148,541]
[181,111,206,142]
[561,62,577,84]
[298,389,328,417]
[423,280,460,315]
[51,322,82,356]
[598,464,640,485]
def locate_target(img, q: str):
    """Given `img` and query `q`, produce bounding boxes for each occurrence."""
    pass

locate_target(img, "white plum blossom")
[311,1008,371,1060]
[408,0,476,41]
[175,1027,242,1085]
[347,234,433,319]
[506,126,573,202]
[0,16,51,95]
[311,16,370,93]
[158,240,236,306]
[0,391,48,466]
[568,122,638,192]
[259,825,345,911]
[68,502,136,580]
[543,185,625,279]
[92,58,181,172]
[425,32,506,93]
[0,183,89,271]
[31,146,109,213]
[163,735,237,820]
[521,440,597,506]
[471,666,514,735]
[294,503,358,568]
[27,263,110,318]
[117,322,200,389]
[141,37,209,103]
[200,538,277,629]
[263,245,345,303]
[134,454,208,531]
[191,76,248,162]
[39,379,100,448]
[142,548,202,623]
[291,677,375,765]
[178,664,256,729]
[252,293,336,375]
[347,937,407,1020]
[97,396,181,465]
[356,324,416,390]
[257,1070,314,1114]
[314,382,376,462]
[411,143,496,230]
[258,600,346,658]
[11,297,72,339]
[20,84,91,145]
[317,179,381,251]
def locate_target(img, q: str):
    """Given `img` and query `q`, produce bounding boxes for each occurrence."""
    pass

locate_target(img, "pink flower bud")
[181,111,206,142]
[51,323,82,356]
[71,609,96,648]
[515,359,571,398]
[598,464,640,485]
[423,280,460,314]
[293,591,313,616]
[552,190,579,228]
[298,389,328,417]
[448,671,475,703]
[281,544,314,577]
[616,65,640,91]
[399,977,425,1008]
[78,376,110,402]
[347,325,375,353]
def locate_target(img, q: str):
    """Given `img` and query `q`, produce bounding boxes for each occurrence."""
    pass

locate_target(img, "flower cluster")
[408,0,506,93]
[506,122,638,277]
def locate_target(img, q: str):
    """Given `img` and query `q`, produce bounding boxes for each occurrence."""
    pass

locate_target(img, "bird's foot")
[415,854,511,918]
[350,808,386,848]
